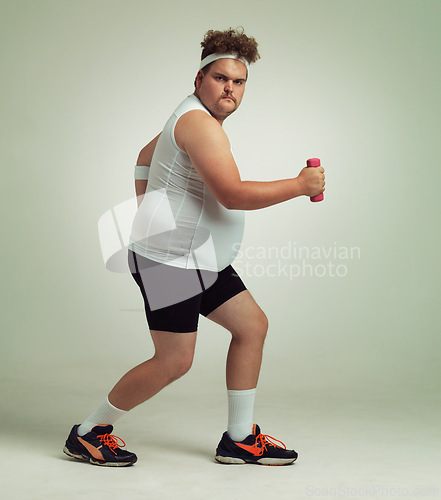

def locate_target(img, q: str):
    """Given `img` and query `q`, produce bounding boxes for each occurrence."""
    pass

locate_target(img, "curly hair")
[200,27,260,65]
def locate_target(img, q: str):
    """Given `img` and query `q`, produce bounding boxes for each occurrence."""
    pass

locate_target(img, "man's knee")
[233,310,268,344]
[151,330,196,383]
[158,353,194,383]
[172,356,194,381]
[257,311,269,342]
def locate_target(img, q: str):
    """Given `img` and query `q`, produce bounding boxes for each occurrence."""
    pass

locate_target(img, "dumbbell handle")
[307,158,324,202]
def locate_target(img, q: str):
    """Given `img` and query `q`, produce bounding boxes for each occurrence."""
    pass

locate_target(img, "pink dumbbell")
[307,158,324,202]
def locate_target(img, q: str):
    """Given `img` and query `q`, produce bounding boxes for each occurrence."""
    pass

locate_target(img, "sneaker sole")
[215,454,297,466]
[63,446,135,467]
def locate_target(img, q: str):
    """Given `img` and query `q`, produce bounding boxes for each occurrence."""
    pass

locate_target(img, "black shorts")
[128,249,247,333]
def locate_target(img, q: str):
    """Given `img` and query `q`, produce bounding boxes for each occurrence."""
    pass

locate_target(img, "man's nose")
[224,80,233,92]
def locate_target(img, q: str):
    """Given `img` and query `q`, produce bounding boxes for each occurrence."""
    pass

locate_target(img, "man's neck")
[193,91,225,126]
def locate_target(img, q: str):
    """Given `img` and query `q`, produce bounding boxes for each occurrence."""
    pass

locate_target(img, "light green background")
[1,0,440,488]
[2,0,439,389]
[1,0,440,497]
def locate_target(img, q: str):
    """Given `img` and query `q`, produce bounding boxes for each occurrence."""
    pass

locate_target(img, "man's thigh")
[150,330,197,361]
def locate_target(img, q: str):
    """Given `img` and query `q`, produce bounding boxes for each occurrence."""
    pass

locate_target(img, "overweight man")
[63,28,325,467]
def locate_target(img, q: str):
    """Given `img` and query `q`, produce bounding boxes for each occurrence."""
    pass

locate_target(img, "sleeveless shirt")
[128,94,244,272]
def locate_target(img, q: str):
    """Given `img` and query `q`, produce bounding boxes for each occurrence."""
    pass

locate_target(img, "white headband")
[199,53,249,70]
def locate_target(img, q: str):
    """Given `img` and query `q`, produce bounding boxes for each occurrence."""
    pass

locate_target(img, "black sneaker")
[215,424,298,466]
[63,424,137,467]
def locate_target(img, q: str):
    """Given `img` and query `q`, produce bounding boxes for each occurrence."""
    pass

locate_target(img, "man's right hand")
[297,166,326,198]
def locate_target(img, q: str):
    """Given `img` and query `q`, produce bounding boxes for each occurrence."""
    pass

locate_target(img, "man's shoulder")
[175,97,219,131]
[175,108,227,152]
[176,109,223,141]
[173,94,211,119]
[180,108,217,125]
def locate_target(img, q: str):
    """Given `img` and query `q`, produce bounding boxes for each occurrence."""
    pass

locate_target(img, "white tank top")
[128,94,244,272]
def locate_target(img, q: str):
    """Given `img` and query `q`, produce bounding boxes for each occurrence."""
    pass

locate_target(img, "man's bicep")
[184,121,242,208]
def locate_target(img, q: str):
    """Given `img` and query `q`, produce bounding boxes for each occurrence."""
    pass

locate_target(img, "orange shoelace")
[98,433,126,455]
[255,433,287,455]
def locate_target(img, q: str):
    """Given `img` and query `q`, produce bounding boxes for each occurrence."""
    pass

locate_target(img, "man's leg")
[208,290,298,465]
[64,330,197,466]
[76,330,196,433]
[107,330,197,411]
[206,290,267,441]
[206,290,268,390]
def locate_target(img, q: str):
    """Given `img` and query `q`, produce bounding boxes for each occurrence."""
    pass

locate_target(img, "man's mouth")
[221,95,235,102]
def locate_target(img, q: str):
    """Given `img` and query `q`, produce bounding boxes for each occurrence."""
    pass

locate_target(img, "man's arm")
[135,133,161,207]
[175,112,325,210]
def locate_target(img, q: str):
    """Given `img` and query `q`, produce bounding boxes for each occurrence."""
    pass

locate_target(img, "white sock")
[77,396,128,436]
[227,388,256,442]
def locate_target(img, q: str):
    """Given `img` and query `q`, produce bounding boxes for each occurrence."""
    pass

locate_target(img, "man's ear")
[195,70,204,89]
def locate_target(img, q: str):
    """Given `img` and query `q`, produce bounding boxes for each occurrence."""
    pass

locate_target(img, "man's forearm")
[225,177,305,210]
[134,133,161,207]
[135,179,148,207]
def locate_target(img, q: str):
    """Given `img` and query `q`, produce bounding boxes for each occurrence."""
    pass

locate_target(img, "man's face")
[194,58,247,124]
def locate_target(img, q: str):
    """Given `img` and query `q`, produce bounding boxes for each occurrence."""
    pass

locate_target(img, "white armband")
[134,165,150,180]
